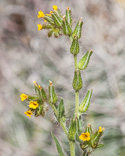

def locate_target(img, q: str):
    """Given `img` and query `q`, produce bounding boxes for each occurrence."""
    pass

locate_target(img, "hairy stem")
[74,55,77,70]
[75,91,79,118]
[49,102,68,137]
[70,141,75,156]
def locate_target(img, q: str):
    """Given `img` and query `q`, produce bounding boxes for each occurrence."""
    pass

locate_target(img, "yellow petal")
[53,5,58,11]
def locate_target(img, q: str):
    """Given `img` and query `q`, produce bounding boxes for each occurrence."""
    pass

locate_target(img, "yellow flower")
[44,19,47,22]
[20,93,28,101]
[37,10,45,18]
[46,14,51,16]
[24,110,33,118]
[38,85,41,89]
[98,126,104,133]
[67,7,69,10]
[37,24,43,31]
[29,101,39,109]
[79,132,90,141]
[53,5,58,11]
[50,11,53,14]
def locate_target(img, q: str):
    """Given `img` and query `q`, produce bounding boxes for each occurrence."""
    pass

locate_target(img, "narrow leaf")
[79,89,92,113]
[51,132,65,156]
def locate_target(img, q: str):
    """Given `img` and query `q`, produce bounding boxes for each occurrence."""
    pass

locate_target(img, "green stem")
[74,55,77,70]
[60,120,68,137]
[49,102,68,137]
[75,91,79,118]
[70,141,75,156]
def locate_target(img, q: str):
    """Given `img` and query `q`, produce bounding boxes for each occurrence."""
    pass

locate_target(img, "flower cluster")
[20,81,48,118]
[78,124,105,154]
[37,5,74,38]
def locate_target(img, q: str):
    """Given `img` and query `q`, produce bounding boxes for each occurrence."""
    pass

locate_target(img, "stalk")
[75,91,79,117]
[70,141,75,156]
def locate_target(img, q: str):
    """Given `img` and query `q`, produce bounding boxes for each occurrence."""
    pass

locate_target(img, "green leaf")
[62,19,72,36]
[79,89,92,113]
[72,70,83,91]
[72,18,83,39]
[68,118,77,141]
[76,117,83,135]
[97,144,104,148]
[78,50,93,70]
[51,132,65,156]
[66,8,72,26]
[70,35,79,55]
[58,98,65,121]
[51,10,63,27]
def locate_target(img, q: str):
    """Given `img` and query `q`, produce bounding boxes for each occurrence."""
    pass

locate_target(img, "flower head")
[24,110,33,118]
[37,10,45,18]
[37,24,43,31]
[20,93,28,101]
[53,5,58,11]
[29,101,39,109]
[79,132,90,141]
[67,7,69,10]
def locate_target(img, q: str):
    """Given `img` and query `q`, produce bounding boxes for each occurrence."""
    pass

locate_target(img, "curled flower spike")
[20,93,28,101]
[53,5,58,11]
[37,10,45,18]
[79,132,90,141]
[37,24,43,31]
[24,110,33,118]
[29,101,39,109]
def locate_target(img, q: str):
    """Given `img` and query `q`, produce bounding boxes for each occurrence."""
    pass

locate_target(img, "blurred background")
[0,0,125,155]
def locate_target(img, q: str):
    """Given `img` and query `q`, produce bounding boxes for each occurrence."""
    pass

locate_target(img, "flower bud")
[79,89,92,113]
[42,24,54,29]
[78,50,93,70]
[40,87,47,101]
[58,98,65,122]
[91,127,104,148]
[72,17,83,39]
[48,30,53,37]
[68,118,77,141]
[85,123,92,134]
[62,18,72,36]
[72,70,82,91]
[35,105,44,117]
[49,81,58,104]
[66,7,72,26]
[54,30,60,38]
[70,35,79,55]
[51,10,63,27]
[44,15,55,25]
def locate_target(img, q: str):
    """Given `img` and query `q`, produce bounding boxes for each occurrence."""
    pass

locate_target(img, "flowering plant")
[20,5,104,156]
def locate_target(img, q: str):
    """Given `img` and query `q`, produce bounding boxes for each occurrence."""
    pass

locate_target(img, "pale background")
[0,0,125,156]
